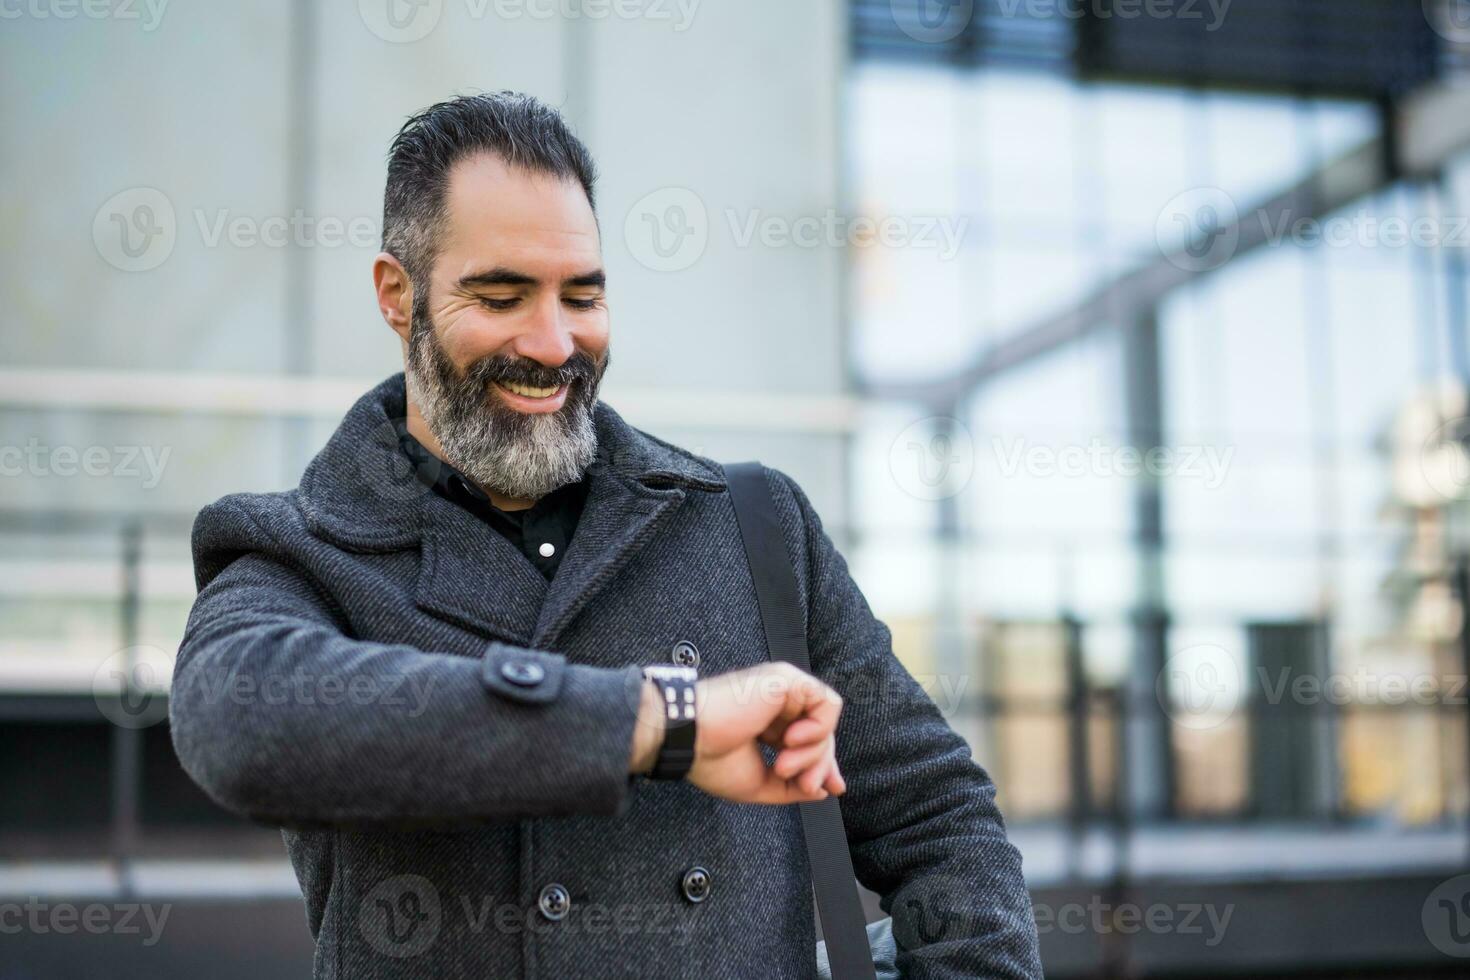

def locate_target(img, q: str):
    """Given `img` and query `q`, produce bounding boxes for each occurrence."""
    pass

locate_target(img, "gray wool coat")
[170,374,1042,979]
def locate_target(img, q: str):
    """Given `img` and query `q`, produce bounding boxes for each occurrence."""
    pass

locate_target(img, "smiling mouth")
[496,380,564,399]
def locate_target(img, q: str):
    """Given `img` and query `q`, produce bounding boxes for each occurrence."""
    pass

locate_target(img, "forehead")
[437,152,600,274]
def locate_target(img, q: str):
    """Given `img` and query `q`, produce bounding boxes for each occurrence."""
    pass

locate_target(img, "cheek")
[439,308,518,365]
[574,316,611,358]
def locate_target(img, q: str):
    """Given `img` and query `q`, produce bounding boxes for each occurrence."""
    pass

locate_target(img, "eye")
[479,297,520,311]
[564,296,601,311]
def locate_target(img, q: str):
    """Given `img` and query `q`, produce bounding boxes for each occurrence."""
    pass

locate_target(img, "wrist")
[628,679,666,775]
[640,665,698,780]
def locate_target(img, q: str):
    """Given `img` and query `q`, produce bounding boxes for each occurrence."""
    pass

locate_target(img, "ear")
[373,252,413,344]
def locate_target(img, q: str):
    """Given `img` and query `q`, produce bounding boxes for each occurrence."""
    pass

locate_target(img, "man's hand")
[629,662,846,805]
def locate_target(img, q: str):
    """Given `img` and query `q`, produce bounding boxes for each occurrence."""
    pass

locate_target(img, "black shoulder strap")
[725,461,878,980]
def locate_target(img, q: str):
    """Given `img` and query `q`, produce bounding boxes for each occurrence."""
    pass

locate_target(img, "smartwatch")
[641,664,698,780]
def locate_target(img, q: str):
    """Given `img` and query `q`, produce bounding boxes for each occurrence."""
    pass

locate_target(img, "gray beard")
[405,295,604,500]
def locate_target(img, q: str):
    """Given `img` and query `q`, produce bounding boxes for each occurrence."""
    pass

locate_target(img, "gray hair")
[382,91,598,285]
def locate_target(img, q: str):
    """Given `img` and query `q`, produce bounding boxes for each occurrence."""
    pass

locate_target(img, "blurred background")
[6,0,1470,976]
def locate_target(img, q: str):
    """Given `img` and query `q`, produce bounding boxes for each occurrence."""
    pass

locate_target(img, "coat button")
[537,882,571,921]
[671,641,700,668]
[501,660,545,687]
[680,866,712,903]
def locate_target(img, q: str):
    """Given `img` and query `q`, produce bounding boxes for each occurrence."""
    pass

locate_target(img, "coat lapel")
[532,462,685,648]
[415,493,547,644]
[297,374,729,651]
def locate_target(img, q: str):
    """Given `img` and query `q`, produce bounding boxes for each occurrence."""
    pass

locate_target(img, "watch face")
[644,665,698,682]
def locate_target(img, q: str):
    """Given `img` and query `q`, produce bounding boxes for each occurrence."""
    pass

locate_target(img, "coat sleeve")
[767,470,1044,980]
[169,497,646,827]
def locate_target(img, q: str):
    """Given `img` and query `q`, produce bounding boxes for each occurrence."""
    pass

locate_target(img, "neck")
[404,396,537,512]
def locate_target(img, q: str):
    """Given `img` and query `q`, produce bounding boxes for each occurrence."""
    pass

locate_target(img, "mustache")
[461,350,604,391]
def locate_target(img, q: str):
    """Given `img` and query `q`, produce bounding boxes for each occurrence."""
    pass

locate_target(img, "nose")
[512,293,575,367]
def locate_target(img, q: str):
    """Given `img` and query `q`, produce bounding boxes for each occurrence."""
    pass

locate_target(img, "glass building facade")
[845,50,1470,883]
[6,1,1470,974]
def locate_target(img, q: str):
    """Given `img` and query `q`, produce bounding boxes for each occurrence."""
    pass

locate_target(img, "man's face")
[405,153,610,499]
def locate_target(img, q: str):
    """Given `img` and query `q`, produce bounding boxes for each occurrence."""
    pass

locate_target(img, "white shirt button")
[539,542,556,558]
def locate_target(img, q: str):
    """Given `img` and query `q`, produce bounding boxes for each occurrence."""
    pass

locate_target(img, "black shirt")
[396,425,589,580]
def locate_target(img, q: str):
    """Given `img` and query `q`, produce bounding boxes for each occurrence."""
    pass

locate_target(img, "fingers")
[773,736,846,797]
[762,756,844,804]
[773,737,830,780]
[756,666,843,749]
[798,755,829,796]
[691,663,848,807]
[778,716,830,747]
[800,749,847,796]
[822,760,847,796]
[783,668,843,738]
[763,667,845,799]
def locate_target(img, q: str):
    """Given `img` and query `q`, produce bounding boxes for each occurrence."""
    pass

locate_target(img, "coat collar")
[296,374,727,646]
[297,373,725,549]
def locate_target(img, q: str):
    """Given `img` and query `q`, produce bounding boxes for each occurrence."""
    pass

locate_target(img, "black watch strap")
[643,666,697,780]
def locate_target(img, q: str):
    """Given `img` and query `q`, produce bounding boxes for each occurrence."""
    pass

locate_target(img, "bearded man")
[170,91,1041,979]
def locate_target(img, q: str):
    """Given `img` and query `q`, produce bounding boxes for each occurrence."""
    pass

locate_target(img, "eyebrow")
[456,267,606,291]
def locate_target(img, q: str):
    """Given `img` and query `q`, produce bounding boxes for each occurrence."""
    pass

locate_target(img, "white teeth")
[499,381,561,398]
